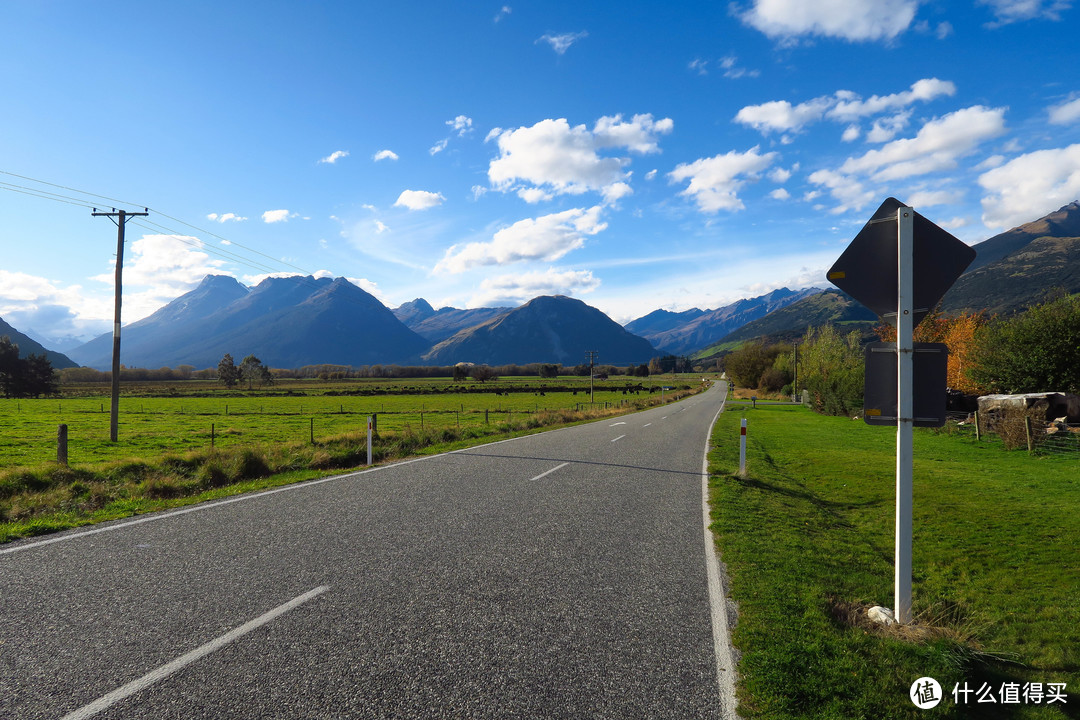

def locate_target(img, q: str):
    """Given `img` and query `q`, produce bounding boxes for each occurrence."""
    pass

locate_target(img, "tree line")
[0,337,58,398]
[723,293,1080,416]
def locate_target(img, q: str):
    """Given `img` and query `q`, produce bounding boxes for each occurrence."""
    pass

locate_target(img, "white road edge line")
[610,434,626,443]
[702,395,740,719]
[59,585,330,720]
[527,462,569,482]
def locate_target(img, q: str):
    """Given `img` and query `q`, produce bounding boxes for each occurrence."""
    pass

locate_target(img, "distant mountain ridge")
[393,300,512,344]
[626,287,824,354]
[0,317,78,369]
[69,275,430,370]
[423,295,656,366]
[964,200,1080,272]
[698,200,1080,352]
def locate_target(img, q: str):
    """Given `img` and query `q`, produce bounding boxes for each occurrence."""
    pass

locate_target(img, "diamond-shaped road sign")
[826,197,975,328]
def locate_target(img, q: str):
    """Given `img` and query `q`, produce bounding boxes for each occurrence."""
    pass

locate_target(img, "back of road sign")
[863,342,949,427]
[826,198,976,328]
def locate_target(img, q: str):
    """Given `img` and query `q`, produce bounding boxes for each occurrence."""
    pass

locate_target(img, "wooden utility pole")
[92,208,148,442]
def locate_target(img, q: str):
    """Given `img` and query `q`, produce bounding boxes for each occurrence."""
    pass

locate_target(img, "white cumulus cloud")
[978,143,1080,229]
[837,106,1006,181]
[435,206,605,274]
[736,78,956,137]
[373,149,399,162]
[394,190,446,211]
[668,147,778,213]
[262,209,293,223]
[807,106,1006,213]
[487,114,672,204]
[447,115,474,136]
[740,0,920,42]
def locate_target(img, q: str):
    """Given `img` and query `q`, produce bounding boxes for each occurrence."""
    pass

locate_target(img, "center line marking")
[642,423,652,428]
[611,435,626,443]
[60,585,330,720]
[527,462,569,482]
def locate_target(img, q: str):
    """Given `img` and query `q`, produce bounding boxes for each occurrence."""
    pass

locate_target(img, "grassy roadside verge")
[707,404,1078,719]
[1,386,703,544]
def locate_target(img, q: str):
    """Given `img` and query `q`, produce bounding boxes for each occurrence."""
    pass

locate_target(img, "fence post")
[211,423,215,448]
[57,424,68,466]
[310,417,315,444]
[974,410,981,442]
[1025,416,1033,454]
[372,412,378,434]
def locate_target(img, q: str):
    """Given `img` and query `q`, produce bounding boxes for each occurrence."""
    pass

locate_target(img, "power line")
[0,168,321,282]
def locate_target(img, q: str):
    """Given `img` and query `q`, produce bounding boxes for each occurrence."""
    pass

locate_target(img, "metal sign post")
[827,197,975,626]
[895,207,914,624]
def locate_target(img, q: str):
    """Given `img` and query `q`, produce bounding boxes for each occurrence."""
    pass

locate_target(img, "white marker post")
[367,415,373,467]
[895,206,914,624]
[739,418,747,476]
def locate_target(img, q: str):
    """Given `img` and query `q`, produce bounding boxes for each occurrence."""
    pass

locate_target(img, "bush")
[800,325,864,417]
[969,293,1080,394]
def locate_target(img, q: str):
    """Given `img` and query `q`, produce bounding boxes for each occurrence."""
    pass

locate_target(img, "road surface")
[2,382,737,719]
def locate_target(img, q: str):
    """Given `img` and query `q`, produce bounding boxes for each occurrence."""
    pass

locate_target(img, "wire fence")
[937,409,1080,457]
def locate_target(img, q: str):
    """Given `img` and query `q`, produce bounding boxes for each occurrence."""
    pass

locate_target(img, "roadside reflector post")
[896,206,914,625]
[367,415,373,466]
[739,418,747,476]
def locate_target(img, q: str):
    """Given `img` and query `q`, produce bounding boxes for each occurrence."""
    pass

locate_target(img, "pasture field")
[1,375,687,468]
[0,375,706,542]
[709,403,1078,718]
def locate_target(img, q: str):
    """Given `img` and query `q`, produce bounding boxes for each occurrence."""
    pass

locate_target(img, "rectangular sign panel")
[863,342,949,427]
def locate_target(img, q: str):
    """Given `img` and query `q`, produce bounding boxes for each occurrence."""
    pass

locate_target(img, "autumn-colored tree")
[873,308,986,395]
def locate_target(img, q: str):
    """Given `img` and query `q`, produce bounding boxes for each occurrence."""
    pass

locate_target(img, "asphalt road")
[2,382,737,719]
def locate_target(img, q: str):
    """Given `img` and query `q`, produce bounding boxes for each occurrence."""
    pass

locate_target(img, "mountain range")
[625,287,823,354]
[12,199,1079,371]
[697,199,1080,352]
[69,275,430,370]
[0,317,77,369]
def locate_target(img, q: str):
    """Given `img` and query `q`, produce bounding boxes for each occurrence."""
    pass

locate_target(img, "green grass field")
[0,376,675,467]
[709,403,1078,718]
[0,375,704,542]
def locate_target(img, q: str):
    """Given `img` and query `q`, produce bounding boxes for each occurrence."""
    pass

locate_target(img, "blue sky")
[2,0,1079,347]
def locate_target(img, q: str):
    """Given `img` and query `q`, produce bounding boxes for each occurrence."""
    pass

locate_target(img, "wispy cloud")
[537,31,588,55]
[978,0,1072,26]
[373,149,399,162]
[318,150,349,164]
[206,212,247,223]
[468,268,600,307]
